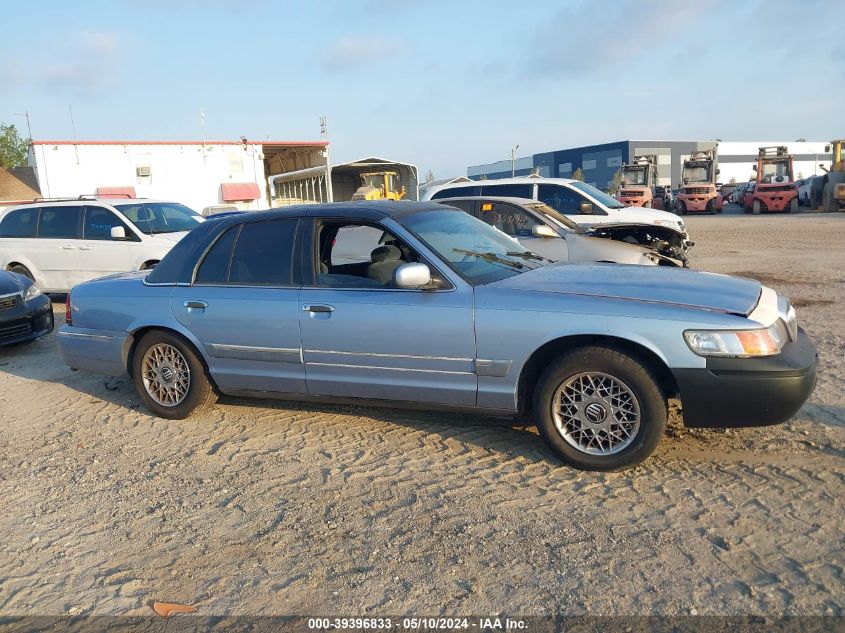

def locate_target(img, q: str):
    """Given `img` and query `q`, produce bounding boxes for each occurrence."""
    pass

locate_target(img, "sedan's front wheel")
[132,330,217,419]
[533,346,667,470]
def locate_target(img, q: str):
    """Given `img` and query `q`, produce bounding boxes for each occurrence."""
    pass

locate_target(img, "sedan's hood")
[607,205,683,227]
[0,271,29,295]
[493,264,762,315]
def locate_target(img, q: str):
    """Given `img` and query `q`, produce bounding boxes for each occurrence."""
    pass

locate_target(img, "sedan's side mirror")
[110,226,128,240]
[394,262,431,289]
[578,202,594,214]
[531,224,559,238]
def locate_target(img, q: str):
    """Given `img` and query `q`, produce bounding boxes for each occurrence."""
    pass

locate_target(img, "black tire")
[823,183,839,213]
[9,264,34,282]
[532,346,668,471]
[675,201,686,216]
[131,330,217,419]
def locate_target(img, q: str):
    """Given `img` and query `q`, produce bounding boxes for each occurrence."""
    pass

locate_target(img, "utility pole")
[14,111,33,141]
[511,144,519,177]
[69,105,79,165]
[320,116,333,202]
[200,109,207,163]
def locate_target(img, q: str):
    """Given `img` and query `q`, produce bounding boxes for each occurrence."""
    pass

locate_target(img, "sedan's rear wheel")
[132,330,217,419]
[533,346,667,470]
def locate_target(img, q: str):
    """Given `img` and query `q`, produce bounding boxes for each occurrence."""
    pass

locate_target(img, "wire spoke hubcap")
[141,343,191,407]
[552,372,641,456]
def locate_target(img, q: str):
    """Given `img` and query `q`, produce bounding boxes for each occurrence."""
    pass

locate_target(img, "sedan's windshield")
[401,210,547,285]
[114,202,203,235]
[569,181,626,209]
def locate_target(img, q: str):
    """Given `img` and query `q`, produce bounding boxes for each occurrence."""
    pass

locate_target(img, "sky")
[2,0,843,179]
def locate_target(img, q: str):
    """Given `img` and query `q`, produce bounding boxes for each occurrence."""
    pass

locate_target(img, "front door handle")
[184,300,208,309]
[61,244,76,250]
[79,245,92,251]
[302,304,334,313]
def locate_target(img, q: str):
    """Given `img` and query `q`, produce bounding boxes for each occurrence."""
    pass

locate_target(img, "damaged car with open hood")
[436,196,690,266]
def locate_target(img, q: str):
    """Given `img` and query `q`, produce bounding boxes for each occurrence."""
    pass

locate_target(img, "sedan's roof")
[208,200,444,229]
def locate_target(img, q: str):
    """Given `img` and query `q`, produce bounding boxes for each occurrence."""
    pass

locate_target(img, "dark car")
[0,270,54,346]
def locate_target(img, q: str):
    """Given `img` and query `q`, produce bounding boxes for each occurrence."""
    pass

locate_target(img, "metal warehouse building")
[468,140,833,190]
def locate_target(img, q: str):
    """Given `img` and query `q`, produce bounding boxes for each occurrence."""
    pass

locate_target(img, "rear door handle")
[184,300,208,309]
[79,245,92,251]
[61,244,76,250]
[302,304,334,313]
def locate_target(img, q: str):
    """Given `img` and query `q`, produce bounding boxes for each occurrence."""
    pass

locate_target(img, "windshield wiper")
[453,248,524,269]
[507,250,552,263]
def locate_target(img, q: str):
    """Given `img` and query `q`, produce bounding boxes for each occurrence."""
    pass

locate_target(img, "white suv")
[421,177,688,239]
[0,198,204,292]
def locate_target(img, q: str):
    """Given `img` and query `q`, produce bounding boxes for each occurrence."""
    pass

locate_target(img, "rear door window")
[430,185,481,199]
[38,206,82,239]
[228,219,297,286]
[479,183,533,199]
[0,208,39,237]
[195,226,239,284]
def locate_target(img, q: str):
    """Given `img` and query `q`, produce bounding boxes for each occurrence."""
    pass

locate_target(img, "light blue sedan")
[57,202,817,470]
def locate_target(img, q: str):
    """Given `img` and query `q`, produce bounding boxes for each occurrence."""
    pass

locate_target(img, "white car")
[421,176,689,242]
[438,197,688,266]
[0,198,204,292]
[797,176,817,206]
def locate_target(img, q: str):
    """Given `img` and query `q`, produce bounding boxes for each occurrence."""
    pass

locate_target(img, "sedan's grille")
[0,295,19,311]
[0,322,32,341]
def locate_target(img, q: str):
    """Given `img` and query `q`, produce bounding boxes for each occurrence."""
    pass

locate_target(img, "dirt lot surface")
[1,208,843,617]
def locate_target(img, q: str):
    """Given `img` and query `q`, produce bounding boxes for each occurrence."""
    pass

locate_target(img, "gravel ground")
[0,207,843,617]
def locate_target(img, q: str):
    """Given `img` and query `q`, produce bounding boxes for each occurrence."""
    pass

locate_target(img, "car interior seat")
[366,245,404,285]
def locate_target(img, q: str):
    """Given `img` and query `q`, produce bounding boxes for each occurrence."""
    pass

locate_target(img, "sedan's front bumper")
[0,294,54,346]
[674,327,817,428]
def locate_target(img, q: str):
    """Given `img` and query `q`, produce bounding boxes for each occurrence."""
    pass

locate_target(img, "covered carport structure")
[269,156,419,206]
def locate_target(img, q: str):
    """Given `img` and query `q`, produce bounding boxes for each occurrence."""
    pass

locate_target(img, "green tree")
[608,169,623,195]
[571,167,585,182]
[0,123,30,168]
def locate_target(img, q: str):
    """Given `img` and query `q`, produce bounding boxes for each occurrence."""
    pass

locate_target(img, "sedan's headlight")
[23,284,42,301]
[683,324,785,357]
